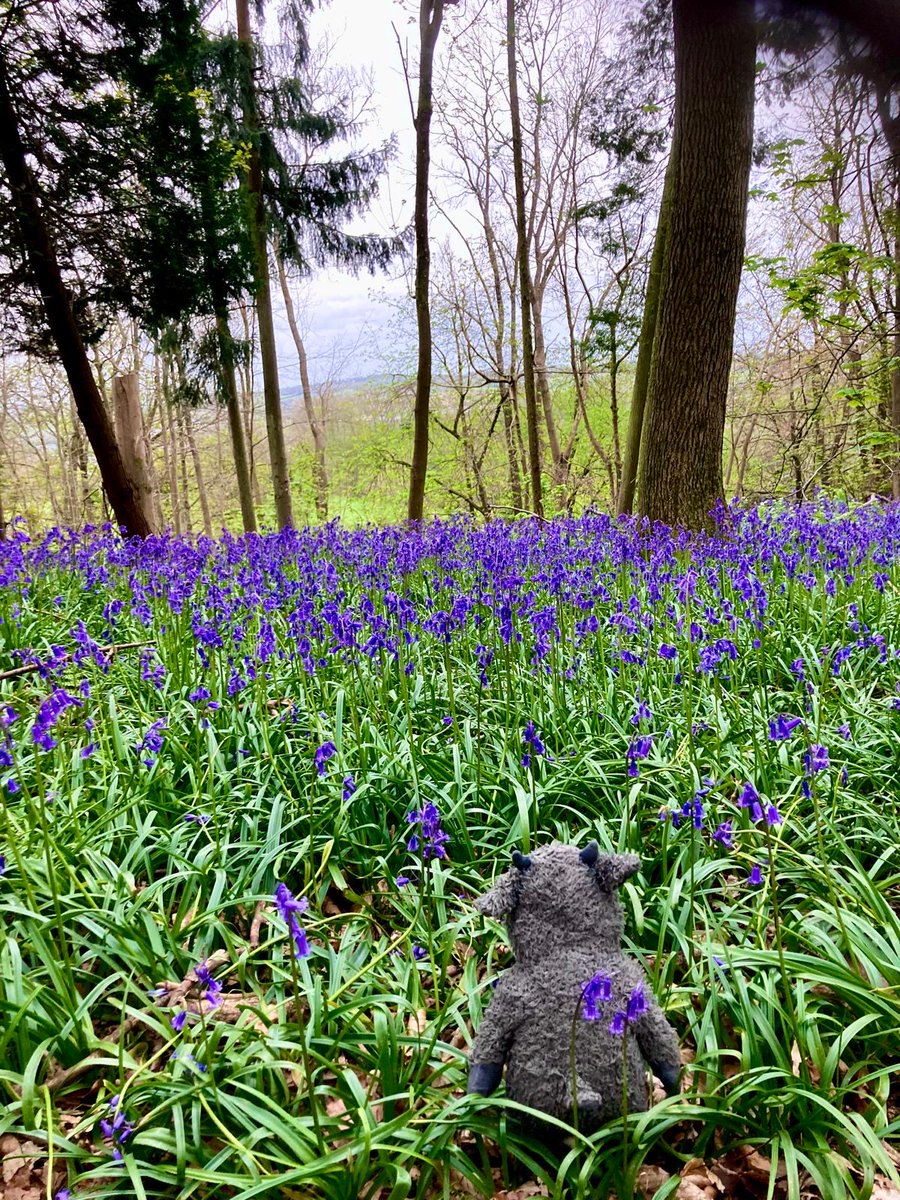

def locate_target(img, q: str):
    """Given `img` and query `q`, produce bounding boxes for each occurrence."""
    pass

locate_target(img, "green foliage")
[2,510,900,1195]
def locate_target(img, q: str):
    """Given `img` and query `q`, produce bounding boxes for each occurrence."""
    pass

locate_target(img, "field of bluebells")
[1,500,900,1199]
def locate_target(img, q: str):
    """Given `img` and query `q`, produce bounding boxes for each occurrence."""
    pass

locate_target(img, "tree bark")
[618,162,677,515]
[507,0,544,519]
[216,311,258,533]
[236,0,294,529]
[0,50,151,536]
[277,254,329,521]
[407,0,448,523]
[636,0,756,531]
[113,374,158,533]
[184,406,212,537]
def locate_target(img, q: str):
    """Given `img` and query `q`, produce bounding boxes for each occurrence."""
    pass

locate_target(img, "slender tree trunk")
[0,50,151,536]
[216,311,258,533]
[176,404,193,534]
[408,0,448,522]
[238,302,262,507]
[277,254,329,521]
[637,0,755,531]
[507,0,544,519]
[531,290,564,486]
[236,0,293,529]
[618,151,677,516]
[184,406,213,536]
[161,355,182,536]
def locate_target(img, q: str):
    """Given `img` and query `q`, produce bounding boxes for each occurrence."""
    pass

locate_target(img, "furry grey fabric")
[467,841,681,1132]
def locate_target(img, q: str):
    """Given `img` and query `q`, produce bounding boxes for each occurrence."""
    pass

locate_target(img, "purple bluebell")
[712,820,733,849]
[747,863,764,887]
[274,883,311,959]
[194,961,221,1008]
[803,744,829,773]
[412,945,427,961]
[768,715,803,741]
[342,774,356,800]
[314,740,336,776]
[581,972,613,1020]
[406,802,450,860]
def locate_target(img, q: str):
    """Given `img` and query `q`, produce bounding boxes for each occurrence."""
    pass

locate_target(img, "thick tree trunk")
[408,0,447,523]
[636,0,756,531]
[236,0,294,529]
[0,51,151,537]
[277,254,329,521]
[617,161,676,515]
[507,0,544,519]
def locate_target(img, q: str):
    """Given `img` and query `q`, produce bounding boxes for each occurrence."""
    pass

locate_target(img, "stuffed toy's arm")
[634,1000,682,1097]
[467,978,521,1097]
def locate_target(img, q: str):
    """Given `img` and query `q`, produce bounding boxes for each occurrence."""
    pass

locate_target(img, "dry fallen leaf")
[636,1163,671,1199]
[872,1177,900,1200]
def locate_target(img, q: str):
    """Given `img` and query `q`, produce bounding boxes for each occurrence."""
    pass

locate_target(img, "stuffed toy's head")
[474,840,639,964]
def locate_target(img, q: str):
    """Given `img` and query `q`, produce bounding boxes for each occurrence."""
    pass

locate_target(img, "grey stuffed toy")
[467,841,681,1133]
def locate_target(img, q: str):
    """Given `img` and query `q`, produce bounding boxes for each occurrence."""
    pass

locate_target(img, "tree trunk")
[408,0,448,523]
[531,288,564,487]
[216,311,258,533]
[184,406,213,537]
[277,254,329,521]
[617,160,675,516]
[636,0,756,531]
[236,0,294,529]
[507,0,544,519]
[176,403,193,534]
[0,50,151,537]
[113,373,158,533]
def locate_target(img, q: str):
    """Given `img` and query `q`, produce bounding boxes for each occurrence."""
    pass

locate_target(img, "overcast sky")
[224,0,421,387]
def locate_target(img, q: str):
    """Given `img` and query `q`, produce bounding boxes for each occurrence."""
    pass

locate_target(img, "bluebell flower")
[747,863,764,887]
[803,744,829,773]
[836,724,851,740]
[738,781,763,823]
[194,961,221,1008]
[342,774,356,800]
[171,1010,187,1032]
[625,982,648,1023]
[100,1094,133,1158]
[630,694,652,725]
[522,721,546,759]
[0,853,5,875]
[765,804,781,826]
[406,802,450,859]
[314,740,336,776]
[608,1010,627,1036]
[626,734,653,777]
[712,820,733,849]
[658,644,677,660]
[396,875,410,888]
[412,945,427,961]
[768,714,803,741]
[581,972,612,1020]
[274,883,311,959]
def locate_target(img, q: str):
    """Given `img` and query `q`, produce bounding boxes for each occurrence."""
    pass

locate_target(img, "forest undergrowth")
[1,500,900,1199]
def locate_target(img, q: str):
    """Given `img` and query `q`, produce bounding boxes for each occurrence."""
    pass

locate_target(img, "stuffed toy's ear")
[475,871,519,918]
[595,852,641,893]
